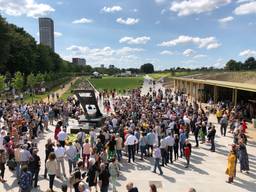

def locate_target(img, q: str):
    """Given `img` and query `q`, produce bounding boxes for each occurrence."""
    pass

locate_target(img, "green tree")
[27,73,37,89]
[225,60,241,71]
[140,63,154,73]
[243,57,256,70]
[11,71,24,92]
[0,75,6,92]
[35,73,45,86]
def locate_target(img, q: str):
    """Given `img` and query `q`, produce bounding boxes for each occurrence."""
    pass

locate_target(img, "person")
[220,115,228,137]
[139,132,147,160]
[183,139,192,168]
[86,158,98,192]
[126,182,139,192]
[70,161,85,192]
[107,135,116,161]
[207,126,216,152]
[179,130,187,158]
[116,133,123,162]
[77,128,86,147]
[109,158,119,192]
[152,145,163,175]
[98,163,110,192]
[125,131,138,163]
[78,182,89,192]
[146,130,155,157]
[19,165,32,192]
[28,148,40,188]
[66,142,78,174]
[238,139,249,173]
[0,149,6,183]
[225,146,237,183]
[149,184,157,192]
[173,134,179,161]
[165,132,174,164]
[193,123,200,147]
[83,139,91,168]
[46,152,58,191]
[44,138,54,178]
[54,143,66,178]
[159,139,167,166]
[57,128,68,147]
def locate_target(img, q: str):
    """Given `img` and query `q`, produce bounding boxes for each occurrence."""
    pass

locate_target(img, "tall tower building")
[39,17,55,51]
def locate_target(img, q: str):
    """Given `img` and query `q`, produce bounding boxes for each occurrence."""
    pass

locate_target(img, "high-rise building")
[39,17,54,51]
[72,58,86,66]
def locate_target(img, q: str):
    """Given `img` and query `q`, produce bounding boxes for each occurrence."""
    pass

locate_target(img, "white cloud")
[101,6,122,13]
[193,54,207,59]
[212,58,225,68]
[234,1,256,15]
[218,16,234,23]
[54,32,62,38]
[183,49,196,57]
[0,0,55,18]
[72,18,93,24]
[239,49,256,57]
[65,45,144,67]
[170,0,231,16]
[160,50,174,55]
[158,35,221,50]
[116,17,139,25]
[119,36,151,45]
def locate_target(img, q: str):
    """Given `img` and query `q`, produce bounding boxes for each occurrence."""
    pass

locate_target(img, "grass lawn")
[148,71,199,80]
[60,77,85,101]
[89,76,143,92]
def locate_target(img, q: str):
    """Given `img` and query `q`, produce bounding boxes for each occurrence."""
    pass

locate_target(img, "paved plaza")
[0,78,255,192]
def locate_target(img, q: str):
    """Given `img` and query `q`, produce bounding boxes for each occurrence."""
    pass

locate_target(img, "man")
[208,126,216,152]
[54,143,67,178]
[152,144,163,175]
[28,148,40,188]
[193,122,200,148]
[20,145,32,166]
[19,165,32,192]
[125,131,138,163]
[98,163,110,192]
[65,142,78,174]
[159,139,167,166]
[220,114,228,137]
[146,129,155,157]
[126,182,139,192]
[165,132,174,164]
[77,128,86,147]
[57,128,68,147]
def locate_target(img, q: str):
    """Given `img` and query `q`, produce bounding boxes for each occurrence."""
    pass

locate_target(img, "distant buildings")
[72,58,86,66]
[39,17,55,51]
[109,65,115,69]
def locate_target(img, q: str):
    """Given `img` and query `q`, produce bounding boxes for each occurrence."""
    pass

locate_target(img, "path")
[1,77,255,192]
[43,77,80,103]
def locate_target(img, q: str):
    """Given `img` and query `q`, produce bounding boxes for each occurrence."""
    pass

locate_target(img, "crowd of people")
[0,79,252,192]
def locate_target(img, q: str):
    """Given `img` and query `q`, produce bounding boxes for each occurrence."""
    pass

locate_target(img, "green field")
[148,71,199,80]
[89,76,143,92]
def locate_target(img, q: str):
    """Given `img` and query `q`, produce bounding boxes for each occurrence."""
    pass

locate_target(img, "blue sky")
[1,0,256,70]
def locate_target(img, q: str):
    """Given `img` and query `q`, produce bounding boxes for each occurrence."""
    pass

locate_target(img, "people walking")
[152,145,163,175]
[183,139,192,168]
[46,152,58,191]
[238,139,249,174]
[207,126,216,152]
[225,146,237,183]
[125,131,138,163]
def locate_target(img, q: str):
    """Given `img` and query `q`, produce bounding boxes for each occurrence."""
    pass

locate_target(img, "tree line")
[225,57,256,71]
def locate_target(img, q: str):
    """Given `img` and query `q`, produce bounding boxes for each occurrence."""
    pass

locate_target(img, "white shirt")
[57,131,67,141]
[112,118,118,128]
[125,134,138,146]
[65,145,77,160]
[54,147,65,158]
[165,135,174,147]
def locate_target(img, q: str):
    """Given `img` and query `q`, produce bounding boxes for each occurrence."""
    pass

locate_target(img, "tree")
[243,57,256,70]
[225,60,241,71]
[140,63,154,73]
[35,73,45,85]
[0,75,6,93]
[11,71,24,92]
[27,73,37,89]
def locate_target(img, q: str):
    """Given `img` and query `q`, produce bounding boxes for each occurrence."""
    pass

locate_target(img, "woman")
[44,138,54,178]
[0,149,6,183]
[107,135,116,161]
[173,134,179,161]
[225,146,237,183]
[109,158,119,192]
[83,139,91,169]
[139,132,147,160]
[183,139,192,168]
[46,152,58,191]
[238,139,249,173]
[149,184,157,192]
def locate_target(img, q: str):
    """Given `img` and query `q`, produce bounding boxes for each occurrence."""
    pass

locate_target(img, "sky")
[1,0,256,70]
